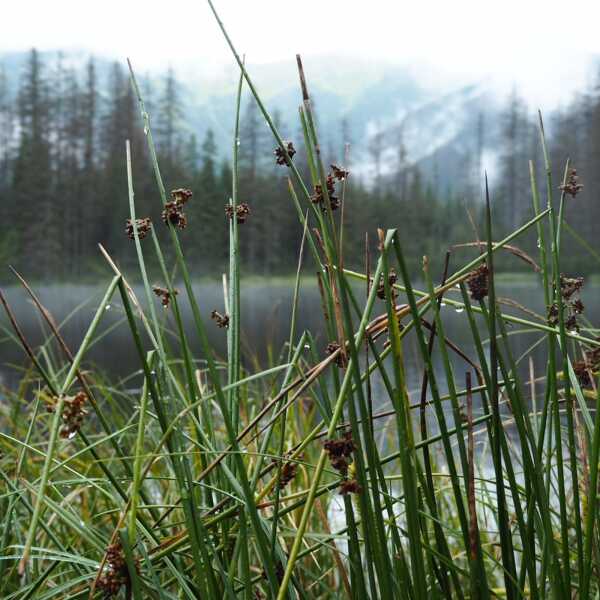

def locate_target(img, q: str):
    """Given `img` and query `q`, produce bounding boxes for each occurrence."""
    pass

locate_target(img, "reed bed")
[1,4,600,598]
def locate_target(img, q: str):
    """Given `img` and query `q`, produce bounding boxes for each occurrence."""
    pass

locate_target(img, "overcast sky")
[2,0,600,106]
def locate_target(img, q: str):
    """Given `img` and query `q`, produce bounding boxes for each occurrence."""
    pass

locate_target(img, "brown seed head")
[61,392,88,438]
[324,431,356,476]
[278,460,298,489]
[330,164,350,181]
[171,188,193,204]
[274,141,296,166]
[559,168,583,198]
[377,269,397,300]
[310,173,340,211]
[225,202,251,224]
[326,341,348,368]
[550,274,586,331]
[161,201,187,229]
[560,274,584,300]
[97,542,128,596]
[125,217,152,240]
[211,310,229,329]
[467,263,489,301]
[51,391,89,439]
[572,298,585,314]
[566,314,579,332]
[338,478,362,495]
[585,345,600,370]
[547,302,559,326]
[573,360,592,388]
[153,286,178,308]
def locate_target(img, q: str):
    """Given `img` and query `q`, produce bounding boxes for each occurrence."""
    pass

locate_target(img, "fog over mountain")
[2,36,600,280]
[3,48,598,192]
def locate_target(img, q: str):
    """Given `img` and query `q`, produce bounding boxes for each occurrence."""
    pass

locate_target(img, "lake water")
[1,277,598,408]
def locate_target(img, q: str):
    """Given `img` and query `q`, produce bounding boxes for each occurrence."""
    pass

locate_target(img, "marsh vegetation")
[1,4,600,598]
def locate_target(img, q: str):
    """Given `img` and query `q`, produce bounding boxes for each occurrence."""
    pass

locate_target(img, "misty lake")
[1,277,598,407]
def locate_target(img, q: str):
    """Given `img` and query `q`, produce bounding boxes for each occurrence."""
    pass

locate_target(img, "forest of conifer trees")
[0,49,598,281]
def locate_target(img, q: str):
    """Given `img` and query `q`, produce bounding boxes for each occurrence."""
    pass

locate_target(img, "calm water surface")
[1,277,597,407]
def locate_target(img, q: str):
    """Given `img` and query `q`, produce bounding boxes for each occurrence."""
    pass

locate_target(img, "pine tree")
[99,62,147,257]
[368,124,384,197]
[12,49,58,277]
[0,64,15,265]
[498,89,531,231]
[0,64,14,185]
[395,124,408,199]
[51,55,83,276]
[82,58,96,175]
[240,98,270,183]
[193,129,225,268]
[182,133,199,176]
[157,67,182,167]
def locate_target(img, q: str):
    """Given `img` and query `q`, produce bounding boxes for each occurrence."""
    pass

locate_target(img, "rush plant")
[1,3,599,598]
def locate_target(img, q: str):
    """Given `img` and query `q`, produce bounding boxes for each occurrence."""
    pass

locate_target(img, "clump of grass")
[1,3,600,598]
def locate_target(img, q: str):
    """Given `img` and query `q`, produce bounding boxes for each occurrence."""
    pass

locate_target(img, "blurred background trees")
[0,49,596,280]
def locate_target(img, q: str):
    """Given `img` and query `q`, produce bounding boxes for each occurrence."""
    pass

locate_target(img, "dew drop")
[143,124,149,135]
[68,430,77,439]
[304,344,310,350]
[454,306,464,314]
[104,304,111,311]
[440,301,447,308]
[536,238,542,248]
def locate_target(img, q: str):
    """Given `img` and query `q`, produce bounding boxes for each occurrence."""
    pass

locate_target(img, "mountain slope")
[1,49,501,190]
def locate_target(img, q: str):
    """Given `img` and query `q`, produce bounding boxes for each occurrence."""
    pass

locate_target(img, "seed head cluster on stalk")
[466,263,489,301]
[559,167,584,197]
[161,188,192,229]
[376,268,397,299]
[211,309,230,328]
[97,541,139,596]
[310,165,348,211]
[548,274,585,331]
[325,340,348,368]
[330,163,349,181]
[152,285,178,308]
[125,216,151,240]
[225,201,251,224]
[573,341,600,387]
[324,431,361,495]
[274,141,296,166]
[44,391,88,439]
[276,454,299,489]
